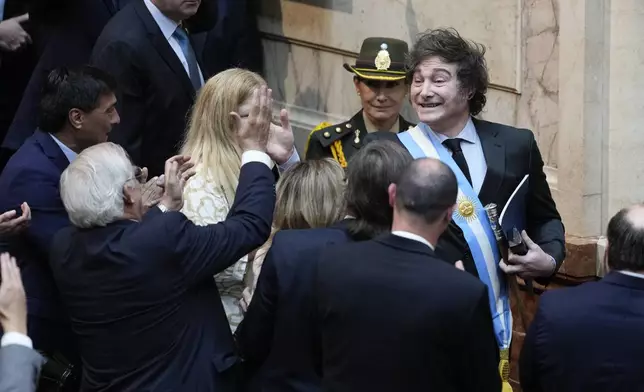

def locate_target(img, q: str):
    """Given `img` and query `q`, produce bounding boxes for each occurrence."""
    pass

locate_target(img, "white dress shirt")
[143,0,205,86]
[1,332,33,348]
[618,270,644,280]
[391,230,435,250]
[427,118,487,194]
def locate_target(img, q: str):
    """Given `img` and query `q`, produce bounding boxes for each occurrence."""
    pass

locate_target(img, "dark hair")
[345,140,413,240]
[606,206,644,271]
[395,158,457,224]
[407,28,489,115]
[38,66,117,134]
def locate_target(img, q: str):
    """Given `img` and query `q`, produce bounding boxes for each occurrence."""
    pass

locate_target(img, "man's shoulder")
[1,139,56,183]
[94,6,147,49]
[272,226,350,253]
[474,118,535,144]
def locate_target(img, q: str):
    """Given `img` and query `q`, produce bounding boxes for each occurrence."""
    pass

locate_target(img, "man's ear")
[444,205,455,223]
[68,108,83,129]
[388,183,396,208]
[123,184,135,206]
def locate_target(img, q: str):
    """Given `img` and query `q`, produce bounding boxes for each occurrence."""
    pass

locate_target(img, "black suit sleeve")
[235,242,280,370]
[525,133,566,274]
[167,162,274,284]
[461,287,502,392]
[519,301,545,392]
[90,41,146,167]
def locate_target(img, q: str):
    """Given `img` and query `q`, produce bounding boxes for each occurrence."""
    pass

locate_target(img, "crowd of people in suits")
[1,1,644,392]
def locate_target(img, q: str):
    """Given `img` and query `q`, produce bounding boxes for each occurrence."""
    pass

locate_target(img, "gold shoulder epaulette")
[305,121,333,156]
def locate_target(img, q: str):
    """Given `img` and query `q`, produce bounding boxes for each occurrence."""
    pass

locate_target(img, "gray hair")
[60,142,136,228]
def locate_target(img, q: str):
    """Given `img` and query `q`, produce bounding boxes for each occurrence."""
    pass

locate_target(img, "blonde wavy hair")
[273,158,346,231]
[181,68,266,201]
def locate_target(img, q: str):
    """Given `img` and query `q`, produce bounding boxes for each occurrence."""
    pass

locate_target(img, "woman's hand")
[267,109,295,164]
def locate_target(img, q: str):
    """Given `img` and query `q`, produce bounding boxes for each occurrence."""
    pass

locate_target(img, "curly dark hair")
[406,28,489,116]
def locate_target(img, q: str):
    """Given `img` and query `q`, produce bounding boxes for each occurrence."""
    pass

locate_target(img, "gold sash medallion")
[456,196,476,221]
[499,349,512,392]
[374,43,391,71]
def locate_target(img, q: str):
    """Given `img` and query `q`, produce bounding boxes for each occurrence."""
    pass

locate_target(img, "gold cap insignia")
[374,43,391,71]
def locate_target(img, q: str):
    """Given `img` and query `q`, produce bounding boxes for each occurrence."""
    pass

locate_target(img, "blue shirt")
[49,134,77,162]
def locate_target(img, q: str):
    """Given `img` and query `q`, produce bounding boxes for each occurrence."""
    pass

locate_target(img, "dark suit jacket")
[365,119,565,281]
[0,343,45,392]
[49,161,274,391]
[316,234,501,392]
[520,272,644,392]
[90,1,212,176]
[305,110,415,167]
[0,130,74,350]
[235,221,353,392]
[192,0,263,77]
[3,0,216,153]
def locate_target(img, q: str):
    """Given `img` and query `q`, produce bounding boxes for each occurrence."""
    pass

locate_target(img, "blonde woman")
[180,68,299,332]
[240,158,346,311]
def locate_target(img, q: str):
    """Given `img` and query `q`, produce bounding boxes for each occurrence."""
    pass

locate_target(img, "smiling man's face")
[409,56,470,133]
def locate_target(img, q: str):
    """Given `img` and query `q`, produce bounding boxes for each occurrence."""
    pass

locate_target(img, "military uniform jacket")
[305,110,414,167]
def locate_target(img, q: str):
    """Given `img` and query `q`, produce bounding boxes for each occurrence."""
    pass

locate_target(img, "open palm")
[267,109,295,164]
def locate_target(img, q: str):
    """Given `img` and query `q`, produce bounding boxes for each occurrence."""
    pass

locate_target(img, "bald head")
[393,158,458,224]
[606,204,644,271]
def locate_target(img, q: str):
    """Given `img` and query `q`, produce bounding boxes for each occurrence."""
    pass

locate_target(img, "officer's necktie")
[442,138,473,186]
[172,26,203,91]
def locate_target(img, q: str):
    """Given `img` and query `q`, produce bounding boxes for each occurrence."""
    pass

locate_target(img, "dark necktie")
[172,27,203,91]
[442,138,473,186]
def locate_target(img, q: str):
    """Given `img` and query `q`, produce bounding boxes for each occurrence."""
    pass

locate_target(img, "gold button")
[346,123,352,129]
[335,127,342,133]
[323,131,331,138]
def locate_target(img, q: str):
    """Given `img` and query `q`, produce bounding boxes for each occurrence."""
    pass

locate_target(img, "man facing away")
[236,140,413,392]
[315,158,501,392]
[91,0,211,176]
[520,204,644,392]
[50,86,278,391]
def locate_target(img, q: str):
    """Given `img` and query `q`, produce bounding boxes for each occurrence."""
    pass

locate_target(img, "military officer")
[305,37,415,167]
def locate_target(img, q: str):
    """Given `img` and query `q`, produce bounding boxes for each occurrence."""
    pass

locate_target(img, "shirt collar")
[362,112,400,133]
[426,117,478,144]
[391,230,435,250]
[49,134,77,162]
[143,0,179,40]
[617,270,644,280]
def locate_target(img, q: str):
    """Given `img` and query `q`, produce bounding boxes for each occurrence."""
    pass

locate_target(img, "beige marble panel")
[606,0,644,218]
[258,0,522,91]
[516,0,559,168]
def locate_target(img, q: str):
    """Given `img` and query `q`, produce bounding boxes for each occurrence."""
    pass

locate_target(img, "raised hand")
[159,155,196,211]
[0,202,31,235]
[231,86,272,153]
[267,109,295,164]
[0,14,31,52]
[0,253,27,334]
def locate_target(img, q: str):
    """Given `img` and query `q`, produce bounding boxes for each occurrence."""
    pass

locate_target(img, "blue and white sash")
[398,124,512,350]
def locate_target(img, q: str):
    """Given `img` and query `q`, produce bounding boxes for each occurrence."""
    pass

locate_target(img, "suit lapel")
[133,2,196,99]
[474,118,505,204]
[34,131,70,174]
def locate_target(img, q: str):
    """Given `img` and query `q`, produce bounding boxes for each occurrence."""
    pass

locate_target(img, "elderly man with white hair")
[49,86,278,391]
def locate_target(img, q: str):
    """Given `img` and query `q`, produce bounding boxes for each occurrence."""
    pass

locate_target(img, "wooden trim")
[260,32,521,95]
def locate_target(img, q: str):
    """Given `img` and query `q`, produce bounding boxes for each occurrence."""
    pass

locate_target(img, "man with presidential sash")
[370,28,565,389]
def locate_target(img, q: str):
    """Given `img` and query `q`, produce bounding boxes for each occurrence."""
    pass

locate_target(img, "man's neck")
[391,219,440,249]
[150,0,183,23]
[52,129,80,153]
[429,112,471,138]
[363,111,399,133]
